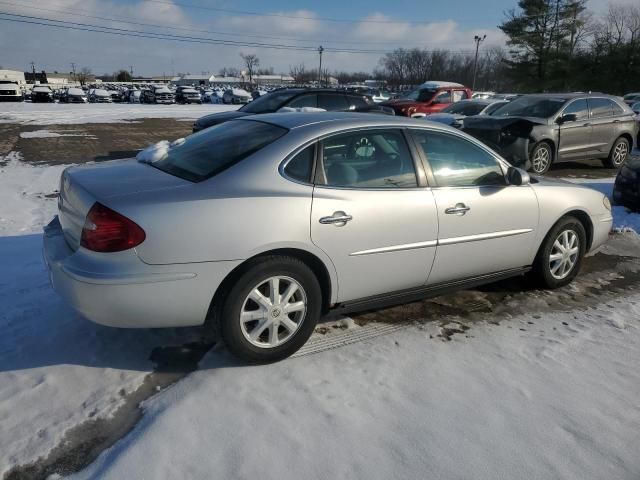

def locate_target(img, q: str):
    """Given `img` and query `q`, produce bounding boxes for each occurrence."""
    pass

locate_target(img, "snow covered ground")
[0,102,237,125]
[1,151,640,478]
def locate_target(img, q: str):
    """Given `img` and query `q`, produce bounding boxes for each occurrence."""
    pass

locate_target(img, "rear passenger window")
[345,95,369,109]
[589,98,613,118]
[288,94,318,108]
[318,94,348,111]
[411,130,505,187]
[611,101,624,115]
[284,145,315,183]
[319,129,417,188]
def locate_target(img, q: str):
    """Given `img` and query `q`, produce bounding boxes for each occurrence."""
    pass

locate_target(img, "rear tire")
[220,256,322,363]
[528,142,553,175]
[603,137,629,168]
[531,216,586,289]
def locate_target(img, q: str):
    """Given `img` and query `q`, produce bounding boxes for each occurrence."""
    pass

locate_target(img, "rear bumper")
[43,216,240,328]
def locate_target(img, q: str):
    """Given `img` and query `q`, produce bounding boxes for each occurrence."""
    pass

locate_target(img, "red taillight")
[81,203,146,252]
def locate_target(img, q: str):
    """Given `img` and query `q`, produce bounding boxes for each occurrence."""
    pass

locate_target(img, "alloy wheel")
[549,229,579,280]
[612,141,628,166]
[532,146,551,173]
[239,276,307,349]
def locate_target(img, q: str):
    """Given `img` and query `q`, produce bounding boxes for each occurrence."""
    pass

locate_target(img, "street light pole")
[472,34,486,92]
[318,46,324,87]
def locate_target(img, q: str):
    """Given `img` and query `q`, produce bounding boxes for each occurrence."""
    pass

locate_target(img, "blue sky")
[0,0,630,76]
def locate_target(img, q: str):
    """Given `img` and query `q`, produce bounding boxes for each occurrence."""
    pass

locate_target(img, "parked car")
[0,81,24,101]
[623,93,640,107]
[411,99,508,128]
[153,86,175,104]
[223,88,252,105]
[381,81,473,116]
[44,112,612,362]
[613,158,640,211]
[128,90,142,103]
[89,88,112,103]
[30,86,54,103]
[60,87,87,103]
[175,86,201,104]
[193,88,389,132]
[463,94,638,174]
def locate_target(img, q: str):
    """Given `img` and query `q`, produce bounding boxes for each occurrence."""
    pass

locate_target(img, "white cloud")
[0,1,506,75]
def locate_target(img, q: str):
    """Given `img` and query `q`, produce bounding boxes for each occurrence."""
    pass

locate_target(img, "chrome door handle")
[445,203,470,215]
[319,211,353,225]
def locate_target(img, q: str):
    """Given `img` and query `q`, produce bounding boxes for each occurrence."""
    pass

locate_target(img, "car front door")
[409,129,539,285]
[557,98,594,159]
[310,128,438,302]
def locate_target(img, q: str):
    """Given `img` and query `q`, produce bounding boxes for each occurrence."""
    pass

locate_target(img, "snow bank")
[20,129,97,139]
[0,102,238,125]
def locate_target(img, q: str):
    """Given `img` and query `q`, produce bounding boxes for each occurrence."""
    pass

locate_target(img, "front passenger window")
[411,130,506,187]
[288,95,318,108]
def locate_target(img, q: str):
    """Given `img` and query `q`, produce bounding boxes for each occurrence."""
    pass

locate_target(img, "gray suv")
[463,94,638,174]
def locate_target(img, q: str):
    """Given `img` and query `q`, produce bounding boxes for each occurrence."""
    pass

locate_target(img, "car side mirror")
[507,166,530,186]
[557,113,577,124]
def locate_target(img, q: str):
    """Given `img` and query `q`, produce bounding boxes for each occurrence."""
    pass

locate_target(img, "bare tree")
[240,53,260,85]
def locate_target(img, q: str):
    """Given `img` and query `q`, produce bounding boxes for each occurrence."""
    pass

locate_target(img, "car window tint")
[318,94,348,111]
[589,98,613,118]
[411,129,506,187]
[434,90,451,103]
[284,145,314,183]
[563,99,589,121]
[345,95,369,108]
[319,130,417,188]
[288,94,318,108]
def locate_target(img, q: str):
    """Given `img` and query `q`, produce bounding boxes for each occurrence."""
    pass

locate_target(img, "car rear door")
[310,128,438,302]
[557,98,594,159]
[588,97,617,155]
[408,128,539,285]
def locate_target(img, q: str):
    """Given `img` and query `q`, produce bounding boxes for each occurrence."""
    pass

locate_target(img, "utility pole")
[30,61,36,83]
[317,46,324,87]
[129,65,134,87]
[71,62,76,84]
[472,34,486,92]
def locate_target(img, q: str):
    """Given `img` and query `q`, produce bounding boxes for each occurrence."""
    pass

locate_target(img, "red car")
[383,81,473,117]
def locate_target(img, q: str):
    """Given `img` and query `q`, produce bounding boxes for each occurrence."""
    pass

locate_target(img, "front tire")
[529,142,553,175]
[220,256,322,363]
[603,137,629,168]
[531,216,586,289]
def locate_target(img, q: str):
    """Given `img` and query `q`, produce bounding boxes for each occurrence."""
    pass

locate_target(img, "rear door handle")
[445,203,470,215]
[319,211,353,226]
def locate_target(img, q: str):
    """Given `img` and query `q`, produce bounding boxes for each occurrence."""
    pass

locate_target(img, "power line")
[0,11,489,56]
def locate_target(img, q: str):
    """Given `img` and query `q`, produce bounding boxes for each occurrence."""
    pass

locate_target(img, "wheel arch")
[616,133,634,150]
[537,210,594,257]
[206,247,336,333]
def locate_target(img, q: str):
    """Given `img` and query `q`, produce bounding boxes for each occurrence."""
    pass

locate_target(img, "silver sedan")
[43,113,613,362]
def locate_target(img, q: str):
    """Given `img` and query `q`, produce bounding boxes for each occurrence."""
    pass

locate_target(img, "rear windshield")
[442,102,487,115]
[240,90,300,113]
[152,120,287,182]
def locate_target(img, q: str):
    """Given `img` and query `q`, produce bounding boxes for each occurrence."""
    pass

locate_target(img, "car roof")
[519,93,622,102]
[240,111,459,131]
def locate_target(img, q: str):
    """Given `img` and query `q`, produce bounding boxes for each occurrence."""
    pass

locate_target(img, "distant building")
[174,74,215,87]
[253,74,295,85]
[24,71,90,86]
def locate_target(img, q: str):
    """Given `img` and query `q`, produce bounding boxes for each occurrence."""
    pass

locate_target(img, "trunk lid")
[58,159,189,250]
